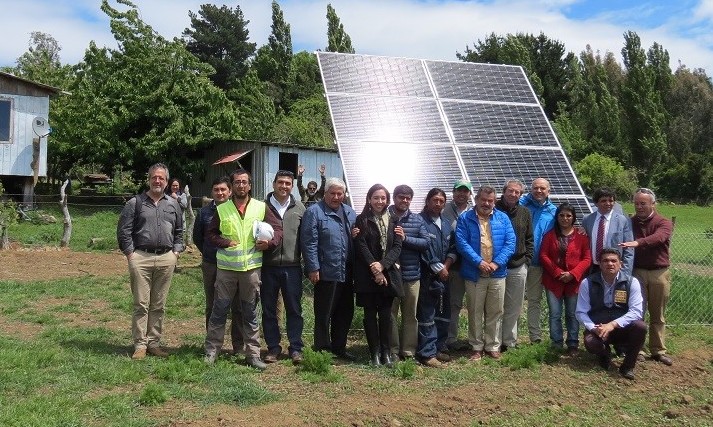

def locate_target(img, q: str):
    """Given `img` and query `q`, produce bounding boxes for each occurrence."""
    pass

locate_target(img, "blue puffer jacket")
[300,200,357,283]
[419,211,452,276]
[519,193,556,265]
[455,208,516,281]
[389,206,429,282]
[193,201,219,263]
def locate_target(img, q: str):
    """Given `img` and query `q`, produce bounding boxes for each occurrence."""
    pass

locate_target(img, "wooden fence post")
[184,185,194,246]
[60,179,72,247]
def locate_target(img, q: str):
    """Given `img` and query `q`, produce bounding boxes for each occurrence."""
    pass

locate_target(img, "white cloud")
[1,0,712,74]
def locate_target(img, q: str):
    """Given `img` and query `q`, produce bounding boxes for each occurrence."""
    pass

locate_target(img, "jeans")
[416,276,451,358]
[545,290,579,348]
[260,265,304,355]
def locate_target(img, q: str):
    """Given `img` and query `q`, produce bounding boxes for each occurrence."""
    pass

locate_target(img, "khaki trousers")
[525,266,544,342]
[391,279,420,357]
[205,268,262,358]
[129,250,177,349]
[634,267,671,355]
[502,264,528,348]
[447,269,467,344]
[465,277,506,352]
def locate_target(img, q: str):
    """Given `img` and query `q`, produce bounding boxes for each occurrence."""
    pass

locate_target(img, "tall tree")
[52,0,239,181]
[253,0,293,112]
[10,32,75,89]
[620,31,668,185]
[326,4,355,53]
[183,3,256,90]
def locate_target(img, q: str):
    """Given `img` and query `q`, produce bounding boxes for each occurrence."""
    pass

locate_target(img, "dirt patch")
[0,248,127,282]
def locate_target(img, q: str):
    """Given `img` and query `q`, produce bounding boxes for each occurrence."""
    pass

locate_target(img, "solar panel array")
[317,52,591,215]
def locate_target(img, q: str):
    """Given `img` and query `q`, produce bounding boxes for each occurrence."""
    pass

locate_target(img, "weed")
[139,383,168,406]
[500,343,561,370]
[392,358,418,379]
[298,348,334,375]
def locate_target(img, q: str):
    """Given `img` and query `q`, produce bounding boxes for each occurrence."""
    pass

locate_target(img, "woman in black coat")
[354,184,403,366]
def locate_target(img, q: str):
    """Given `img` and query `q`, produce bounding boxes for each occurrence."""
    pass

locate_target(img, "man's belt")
[137,247,172,254]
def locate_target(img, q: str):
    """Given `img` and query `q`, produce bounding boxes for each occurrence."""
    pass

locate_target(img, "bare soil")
[2,248,712,426]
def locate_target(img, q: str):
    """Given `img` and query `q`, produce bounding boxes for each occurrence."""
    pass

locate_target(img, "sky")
[1,0,713,75]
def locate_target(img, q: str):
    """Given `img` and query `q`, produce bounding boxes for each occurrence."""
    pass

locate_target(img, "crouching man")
[576,248,647,380]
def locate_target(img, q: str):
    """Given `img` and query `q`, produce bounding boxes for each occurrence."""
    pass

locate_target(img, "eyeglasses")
[233,180,250,186]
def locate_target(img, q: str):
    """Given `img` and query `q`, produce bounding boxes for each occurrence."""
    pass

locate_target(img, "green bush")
[392,358,417,379]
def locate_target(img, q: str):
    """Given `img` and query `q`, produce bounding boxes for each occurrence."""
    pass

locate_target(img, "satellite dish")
[32,116,51,137]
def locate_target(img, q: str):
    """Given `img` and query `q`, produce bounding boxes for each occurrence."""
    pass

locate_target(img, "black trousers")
[313,278,354,353]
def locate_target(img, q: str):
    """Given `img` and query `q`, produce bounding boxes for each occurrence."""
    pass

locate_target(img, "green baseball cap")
[453,179,472,191]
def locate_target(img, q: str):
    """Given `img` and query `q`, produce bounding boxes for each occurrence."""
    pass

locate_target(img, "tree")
[183,3,256,90]
[52,0,240,181]
[574,153,637,200]
[227,69,277,141]
[283,51,324,111]
[272,95,333,148]
[11,32,75,89]
[253,0,293,112]
[326,4,355,53]
[620,31,668,185]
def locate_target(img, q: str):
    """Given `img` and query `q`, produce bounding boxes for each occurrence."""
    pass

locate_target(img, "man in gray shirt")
[117,163,184,360]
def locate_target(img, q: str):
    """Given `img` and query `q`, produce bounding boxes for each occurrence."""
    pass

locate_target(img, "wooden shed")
[191,140,344,203]
[0,71,64,204]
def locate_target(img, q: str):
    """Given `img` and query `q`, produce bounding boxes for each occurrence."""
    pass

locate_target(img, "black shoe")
[333,350,357,362]
[370,353,381,366]
[598,354,611,370]
[619,366,635,380]
[380,351,393,368]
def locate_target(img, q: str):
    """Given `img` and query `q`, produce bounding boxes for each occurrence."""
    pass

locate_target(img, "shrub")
[298,348,333,375]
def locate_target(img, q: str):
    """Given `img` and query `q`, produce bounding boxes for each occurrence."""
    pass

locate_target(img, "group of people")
[118,163,674,380]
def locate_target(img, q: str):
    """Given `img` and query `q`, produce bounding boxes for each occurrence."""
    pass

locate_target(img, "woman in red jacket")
[540,202,591,355]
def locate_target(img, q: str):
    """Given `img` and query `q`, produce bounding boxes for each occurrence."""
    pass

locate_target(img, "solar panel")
[317,52,591,215]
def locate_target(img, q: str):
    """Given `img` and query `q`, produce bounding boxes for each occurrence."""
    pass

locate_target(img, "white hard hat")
[253,220,274,241]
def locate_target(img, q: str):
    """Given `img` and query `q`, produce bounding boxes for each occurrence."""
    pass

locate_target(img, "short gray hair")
[476,185,497,199]
[325,177,347,193]
[502,179,524,194]
[635,187,656,203]
[148,163,169,180]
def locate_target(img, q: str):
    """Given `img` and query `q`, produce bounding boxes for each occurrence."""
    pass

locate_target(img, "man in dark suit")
[582,188,634,276]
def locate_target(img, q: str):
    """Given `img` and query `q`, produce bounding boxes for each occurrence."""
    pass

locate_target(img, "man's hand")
[351,227,360,238]
[437,267,449,282]
[255,239,269,251]
[126,252,135,261]
[594,321,617,340]
[373,271,387,286]
[319,164,326,176]
[394,226,405,240]
[619,241,640,248]
[479,260,493,274]
[308,271,320,284]
[298,165,305,176]
[229,239,239,247]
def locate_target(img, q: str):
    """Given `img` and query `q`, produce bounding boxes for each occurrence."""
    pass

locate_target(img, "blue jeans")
[417,276,451,358]
[260,266,304,355]
[545,290,579,348]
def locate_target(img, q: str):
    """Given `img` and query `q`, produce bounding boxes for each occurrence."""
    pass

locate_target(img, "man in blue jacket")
[519,178,557,344]
[300,177,357,360]
[389,184,429,360]
[456,185,516,360]
[192,176,243,356]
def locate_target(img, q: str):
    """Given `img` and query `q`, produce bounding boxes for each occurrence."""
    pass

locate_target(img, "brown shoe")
[147,347,169,358]
[485,350,502,360]
[264,349,280,363]
[566,347,579,357]
[291,351,303,365]
[469,350,483,361]
[131,347,146,360]
[636,353,646,362]
[652,354,673,366]
[420,357,443,368]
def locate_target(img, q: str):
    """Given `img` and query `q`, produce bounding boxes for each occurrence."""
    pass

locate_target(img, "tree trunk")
[60,179,72,248]
[184,185,194,246]
[0,226,8,250]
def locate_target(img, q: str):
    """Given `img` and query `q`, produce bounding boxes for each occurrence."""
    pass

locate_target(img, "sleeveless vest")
[587,273,631,325]
[215,199,266,271]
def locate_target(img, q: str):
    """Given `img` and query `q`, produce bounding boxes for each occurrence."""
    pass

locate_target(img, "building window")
[0,98,12,143]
